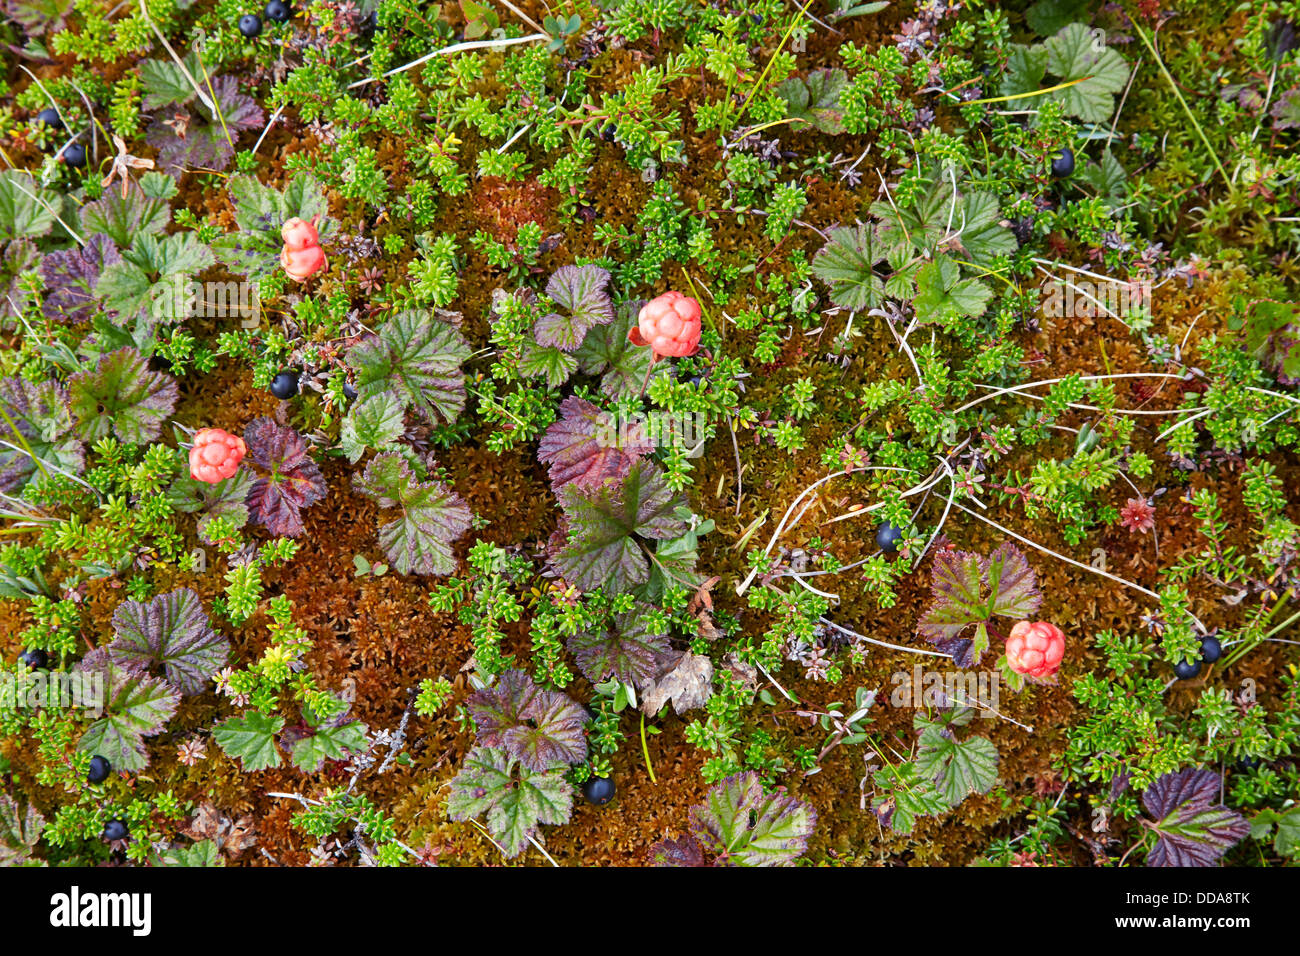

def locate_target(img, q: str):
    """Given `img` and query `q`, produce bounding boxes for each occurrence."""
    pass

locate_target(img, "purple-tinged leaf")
[467,669,588,772]
[553,461,689,593]
[0,791,44,866]
[74,654,180,772]
[538,395,651,493]
[534,264,614,351]
[446,746,573,858]
[67,347,177,445]
[1142,768,1250,867]
[40,234,120,325]
[648,833,708,866]
[347,310,472,425]
[352,452,472,575]
[243,417,327,537]
[0,375,84,492]
[106,588,229,695]
[917,544,1040,665]
[985,542,1043,619]
[146,76,264,175]
[690,772,817,867]
[567,608,670,686]
[1,238,39,327]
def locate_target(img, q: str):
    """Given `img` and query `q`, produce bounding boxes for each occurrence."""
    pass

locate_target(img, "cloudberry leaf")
[917,544,1041,665]
[567,608,670,686]
[446,746,573,858]
[41,234,121,325]
[212,710,284,771]
[339,391,405,463]
[811,224,885,310]
[1142,768,1250,867]
[467,669,588,771]
[352,452,472,575]
[0,375,84,493]
[243,417,328,537]
[534,264,614,351]
[690,772,817,867]
[75,655,180,772]
[79,182,169,250]
[574,299,668,398]
[537,395,651,493]
[553,461,689,593]
[146,76,264,174]
[290,721,369,773]
[106,587,229,695]
[348,310,472,425]
[647,833,707,866]
[0,792,44,866]
[67,346,178,445]
[914,712,999,806]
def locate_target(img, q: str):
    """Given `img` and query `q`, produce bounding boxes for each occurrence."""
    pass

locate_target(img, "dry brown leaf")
[183,802,257,859]
[639,651,713,715]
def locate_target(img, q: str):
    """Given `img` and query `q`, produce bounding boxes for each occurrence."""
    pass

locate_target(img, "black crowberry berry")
[1051,147,1075,179]
[36,108,63,129]
[239,14,263,37]
[1199,636,1222,664]
[62,143,85,168]
[342,382,358,401]
[270,369,299,399]
[876,523,903,553]
[1174,658,1201,680]
[264,0,290,22]
[87,755,112,784]
[102,819,128,842]
[18,649,47,669]
[581,775,615,805]
[1011,216,1034,246]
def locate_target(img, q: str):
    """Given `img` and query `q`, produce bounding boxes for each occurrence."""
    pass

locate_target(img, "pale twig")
[347,34,549,90]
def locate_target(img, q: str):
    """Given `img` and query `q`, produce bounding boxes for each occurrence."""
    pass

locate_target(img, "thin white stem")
[819,616,952,658]
[952,373,1189,416]
[1155,407,1213,443]
[735,465,909,596]
[756,661,796,702]
[252,103,286,157]
[347,34,549,90]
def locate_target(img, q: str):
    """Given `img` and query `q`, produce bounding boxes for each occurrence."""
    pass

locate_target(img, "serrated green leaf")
[0,170,57,242]
[446,746,573,858]
[339,391,405,463]
[811,224,885,310]
[349,310,472,425]
[554,461,689,593]
[68,347,178,445]
[914,256,993,326]
[689,772,817,866]
[76,660,180,772]
[353,452,473,575]
[213,711,284,771]
[290,721,368,772]
[915,721,999,806]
